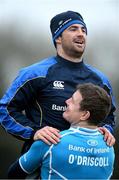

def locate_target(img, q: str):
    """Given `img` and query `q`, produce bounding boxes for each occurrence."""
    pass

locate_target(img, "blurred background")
[0,0,118,178]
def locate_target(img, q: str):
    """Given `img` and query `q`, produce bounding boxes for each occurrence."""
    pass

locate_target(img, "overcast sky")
[0,0,118,35]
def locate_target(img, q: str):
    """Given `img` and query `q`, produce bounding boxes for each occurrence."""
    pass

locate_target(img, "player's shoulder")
[31,140,50,152]
[60,129,75,137]
[22,56,56,72]
[85,63,110,83]
[18,56,57,79]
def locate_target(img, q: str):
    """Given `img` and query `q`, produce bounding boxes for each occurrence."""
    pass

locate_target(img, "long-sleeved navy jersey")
[0,55,116,140]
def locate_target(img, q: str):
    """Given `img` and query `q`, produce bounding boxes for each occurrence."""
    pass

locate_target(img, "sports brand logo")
[53,81,64,89]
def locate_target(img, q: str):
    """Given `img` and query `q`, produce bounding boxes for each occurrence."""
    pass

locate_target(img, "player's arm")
[100,82,116,133]
[99,82,116,146]
[88,65,116,133]
[0,69,43,140]
[0,75,61,143]
[8,140,48,179]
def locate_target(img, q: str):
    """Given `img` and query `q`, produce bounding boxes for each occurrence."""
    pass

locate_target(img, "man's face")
[63,90,83,124]
[57,24,87,58]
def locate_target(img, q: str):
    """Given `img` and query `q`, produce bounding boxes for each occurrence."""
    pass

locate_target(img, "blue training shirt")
[19,127,115,180]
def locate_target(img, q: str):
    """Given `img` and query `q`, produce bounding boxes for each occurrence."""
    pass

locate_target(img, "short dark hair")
[77,83,111,125]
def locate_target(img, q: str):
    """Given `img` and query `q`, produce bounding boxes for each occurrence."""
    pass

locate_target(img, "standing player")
[0,10,116,158]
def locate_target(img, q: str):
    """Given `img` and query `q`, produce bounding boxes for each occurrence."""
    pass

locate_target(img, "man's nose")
[66,98,71,105]
[77,28,84,35]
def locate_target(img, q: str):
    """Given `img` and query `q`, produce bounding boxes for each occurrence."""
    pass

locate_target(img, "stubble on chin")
[68,49,84,59]
[68,43,85,59]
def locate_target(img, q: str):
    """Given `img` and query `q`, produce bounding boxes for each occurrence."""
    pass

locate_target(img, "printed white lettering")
[69,144,85,152]
[52,104,66,111]
[54,18,72,34]
[69,154,74,164]
[94,147,110,154]
[77,156,82,165]
[68,144,110,154]
[68,155,109,167]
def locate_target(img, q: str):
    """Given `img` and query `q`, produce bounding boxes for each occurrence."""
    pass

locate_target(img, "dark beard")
[66,48,84,59]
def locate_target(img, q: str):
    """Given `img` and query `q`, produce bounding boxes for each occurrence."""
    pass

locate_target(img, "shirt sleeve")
[19,140,49,174]
[0,67,45,140]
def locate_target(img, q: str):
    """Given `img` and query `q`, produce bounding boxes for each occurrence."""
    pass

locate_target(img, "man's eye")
[82,28,86,33]
[69,27,77,31]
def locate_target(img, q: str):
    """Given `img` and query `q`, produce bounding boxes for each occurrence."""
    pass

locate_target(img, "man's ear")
[55,36,61,44]
[80,111,90,121]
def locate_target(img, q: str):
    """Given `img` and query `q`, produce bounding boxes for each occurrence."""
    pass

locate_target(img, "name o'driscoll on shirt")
[19,127,115,180]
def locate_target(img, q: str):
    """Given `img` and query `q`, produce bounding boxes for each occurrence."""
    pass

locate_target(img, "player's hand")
[98,127,115,146]
[33,126,61,145]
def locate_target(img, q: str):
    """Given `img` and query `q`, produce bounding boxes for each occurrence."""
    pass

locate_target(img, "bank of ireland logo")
[53,81,64,89]
[87,139,98,146]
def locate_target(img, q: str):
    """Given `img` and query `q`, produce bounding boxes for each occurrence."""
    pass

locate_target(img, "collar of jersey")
[56,55,85,69]
[70,126,100,135]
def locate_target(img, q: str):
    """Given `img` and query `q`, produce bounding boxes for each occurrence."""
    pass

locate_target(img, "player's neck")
[71,121,98,129]
[57,50,83,63]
